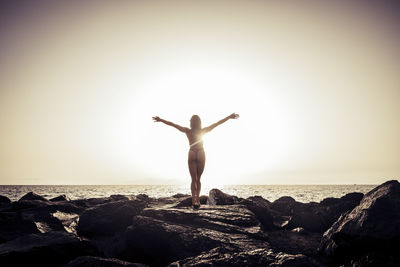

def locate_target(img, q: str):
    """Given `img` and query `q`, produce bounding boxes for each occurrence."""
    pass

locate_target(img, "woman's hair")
[190,115,201,130]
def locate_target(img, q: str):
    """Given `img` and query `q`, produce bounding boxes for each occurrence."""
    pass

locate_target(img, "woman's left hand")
[229,113,239,119]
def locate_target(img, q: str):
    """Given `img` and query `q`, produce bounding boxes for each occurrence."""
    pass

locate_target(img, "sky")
[0,0,399,185]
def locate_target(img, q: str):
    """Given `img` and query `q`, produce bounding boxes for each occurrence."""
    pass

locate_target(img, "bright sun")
[119,60,294,186]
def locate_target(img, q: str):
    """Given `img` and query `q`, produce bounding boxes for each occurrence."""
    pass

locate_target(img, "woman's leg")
[195,150,206,203]
[188,150,198,205]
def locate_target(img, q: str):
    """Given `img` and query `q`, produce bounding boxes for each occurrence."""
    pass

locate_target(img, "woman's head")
[190,115,201,130]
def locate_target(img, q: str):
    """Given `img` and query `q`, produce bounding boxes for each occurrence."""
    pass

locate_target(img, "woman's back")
[186,129,204,150]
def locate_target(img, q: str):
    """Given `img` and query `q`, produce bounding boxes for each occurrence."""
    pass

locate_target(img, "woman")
[152,113,239,209]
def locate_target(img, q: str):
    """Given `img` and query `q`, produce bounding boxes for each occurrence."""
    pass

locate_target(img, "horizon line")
[0,183,381,186]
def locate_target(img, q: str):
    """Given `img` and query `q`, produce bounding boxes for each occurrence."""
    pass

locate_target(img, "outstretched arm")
[152,116,189,133]
[203,113,239,133]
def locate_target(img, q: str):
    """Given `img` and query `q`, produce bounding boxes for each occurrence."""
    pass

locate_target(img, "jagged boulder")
[208,189,240,205]
[320,180,400,266]
[340,192,363,202]
[1,200,52,212]
[78,200,147,237]
[319,197,340,206]
[18,192,48,202]
[0,212,40,243]
[285,192,363,233]
[240,196,274,231]
[285,204,328,233]
[269,196,297,215]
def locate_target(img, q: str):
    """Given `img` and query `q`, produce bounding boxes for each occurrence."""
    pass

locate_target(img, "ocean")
[0,184,376,203]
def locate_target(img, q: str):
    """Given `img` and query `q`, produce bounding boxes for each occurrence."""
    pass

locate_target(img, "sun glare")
[123,60,295,185]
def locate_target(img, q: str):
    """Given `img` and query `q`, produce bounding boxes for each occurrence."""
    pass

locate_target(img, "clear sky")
[0,0,399,185]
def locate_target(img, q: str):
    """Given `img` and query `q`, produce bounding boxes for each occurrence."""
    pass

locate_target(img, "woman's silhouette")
[152,113,239,209]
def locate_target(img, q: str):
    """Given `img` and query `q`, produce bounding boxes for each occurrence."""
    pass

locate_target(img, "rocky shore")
[0,180,399,266]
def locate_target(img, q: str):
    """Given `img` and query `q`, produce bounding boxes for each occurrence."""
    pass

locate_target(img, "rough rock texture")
[1,181,398,266]
[63,256,148,267]
[169,246,321,267]
[320,180,400,266]
[118,204,267,266]
[19,192,49,202]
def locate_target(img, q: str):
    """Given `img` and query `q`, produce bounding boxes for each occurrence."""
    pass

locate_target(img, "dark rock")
[285,204,329,233]
[321,192,363,229]
[240,197,275,231]
[120,215,222,266]
[270,196,297,215]
[50,202,84,214]
[0,195,11,204]
[208,189,240,205]
[320,180,400,265]
[268,230,322,258]
[169,246,322,267]
[0,231,99,266]
[50,194,71,202]
[174,195,208,207]
[16,202,82,234]
[340,192,363,202]
[1,200,52,212]
[349,251,400,267]
[51,211,80,234]
[247,195,271,205]
[78,199,147,237]
[0,212,40,243]
[286,191,363,233]
[110,195,130,201]
[63,256,148,267]
[134,194,150,201]
[71,197,116,208]
[18,192,48,202]
[0,199,83,239]
[319,197,340,206]
[118,203,269,265]
[140,205,261,234]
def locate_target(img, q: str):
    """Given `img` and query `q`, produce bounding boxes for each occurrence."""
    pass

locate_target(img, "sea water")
[0,184,376,203]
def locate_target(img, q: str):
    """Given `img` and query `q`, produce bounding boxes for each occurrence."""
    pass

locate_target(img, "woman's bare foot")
[192,195,200,209]
[196,196,201,207]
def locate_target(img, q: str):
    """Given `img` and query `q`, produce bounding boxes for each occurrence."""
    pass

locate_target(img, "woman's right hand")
[229,113,239,119]
[152,116,161,122]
